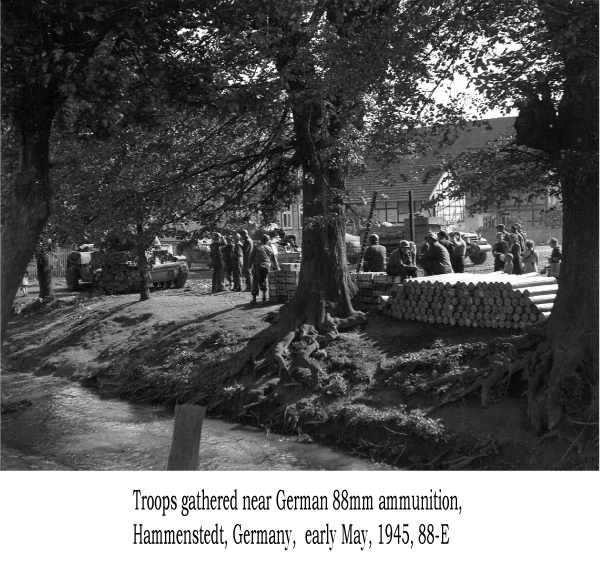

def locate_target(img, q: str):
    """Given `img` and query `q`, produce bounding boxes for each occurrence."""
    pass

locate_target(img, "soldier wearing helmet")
[362,233,386,272]
[249,234,280,304]
[386,239,418,281]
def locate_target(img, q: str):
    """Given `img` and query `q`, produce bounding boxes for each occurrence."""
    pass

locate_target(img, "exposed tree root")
[421,369,478,391]
[12,296,58,317]
[423,323,598,433]
[224,297,367,388]
[442,453,489,470]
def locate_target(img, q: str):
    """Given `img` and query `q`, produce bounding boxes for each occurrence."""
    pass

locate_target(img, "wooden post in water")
[167,403,206,470]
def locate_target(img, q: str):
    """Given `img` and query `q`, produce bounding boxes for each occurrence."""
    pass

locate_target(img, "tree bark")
[137,253,151,302]
[36,252,56,302]
[1,95,56,343]
[227,96,366,381]
[509,2,599,430]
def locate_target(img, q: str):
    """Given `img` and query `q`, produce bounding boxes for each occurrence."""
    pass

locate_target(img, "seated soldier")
[362,234,387,272]
[386,240,418,281]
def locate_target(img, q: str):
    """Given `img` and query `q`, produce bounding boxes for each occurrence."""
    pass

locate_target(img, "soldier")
[437,230,455,271]
[386,240,418,281]
[222,236,236,289]
[231,233,244,291]
[209,232,226,293]
[449,232,467,273]
[419,231,453,276]
[238,229,254,292]
[492,232,510,272]
[362,234,386,272]
[250,234,279,304]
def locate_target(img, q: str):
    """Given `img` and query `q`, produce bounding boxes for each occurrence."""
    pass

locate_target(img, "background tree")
[44,99,301,299]
[1,0,206,341]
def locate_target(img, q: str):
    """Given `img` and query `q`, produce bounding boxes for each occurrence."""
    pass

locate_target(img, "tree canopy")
[2,0,597,430]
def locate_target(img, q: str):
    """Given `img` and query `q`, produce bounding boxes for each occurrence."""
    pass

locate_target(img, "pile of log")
[379,272,557,328]
[268,264,300,302]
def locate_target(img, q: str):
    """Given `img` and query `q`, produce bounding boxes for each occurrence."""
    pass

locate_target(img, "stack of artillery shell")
[268,268,300,302]
[349,272,400,303]
[379,272,558,329]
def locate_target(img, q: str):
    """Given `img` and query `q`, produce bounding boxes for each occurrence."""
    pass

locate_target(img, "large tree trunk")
[36,252,56,302]
[531,152,599,430]
[1,98,56,343]
[228,98,365,382]
[525,37,599,429]
[505,3,598,430]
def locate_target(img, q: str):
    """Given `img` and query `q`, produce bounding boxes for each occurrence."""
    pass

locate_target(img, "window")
[375,202,400,223]
[385,203,398,223]
[298,205,303,227]
[282,208,292,228]
[398,201,410,214]
[483,215,495,228]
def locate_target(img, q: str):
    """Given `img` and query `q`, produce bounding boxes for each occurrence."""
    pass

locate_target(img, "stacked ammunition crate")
[268,263,301,302]
[379,272,557,329]
[349,272,401,304]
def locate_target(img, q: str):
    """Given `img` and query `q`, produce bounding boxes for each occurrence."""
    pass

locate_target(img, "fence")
[26,248,72,278]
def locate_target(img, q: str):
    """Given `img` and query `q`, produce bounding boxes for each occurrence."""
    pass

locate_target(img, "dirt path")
[3,260,596,471]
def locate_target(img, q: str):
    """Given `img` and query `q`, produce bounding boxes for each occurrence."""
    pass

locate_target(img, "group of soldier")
[363,223,562,279]
[491,223,561,276]
[209,229,280,304]
[362,229,468,279]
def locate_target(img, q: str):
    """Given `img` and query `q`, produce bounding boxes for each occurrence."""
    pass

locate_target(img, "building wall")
[277,204,303,244]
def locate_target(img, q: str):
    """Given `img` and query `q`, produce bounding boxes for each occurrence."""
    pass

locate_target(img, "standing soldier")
[437,231,455,271]
[239,229,254,292]
[492,232,510,272]
[209,232,226,293]
[510,224,526,252]
[222,236,236,289]
[232,233,244,291]
[250,234,279,304]
[547,237,562,277]
[449,232,467,273]
[507,233,523,275]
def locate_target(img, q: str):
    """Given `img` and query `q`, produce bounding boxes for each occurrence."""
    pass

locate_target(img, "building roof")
[346,117,516,203]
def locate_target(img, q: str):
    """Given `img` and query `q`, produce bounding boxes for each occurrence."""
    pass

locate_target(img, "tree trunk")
[532,151,599,430]
[137,252,151,302]
[508,4,599,430]
[36,252,56,302]
[1,97,56,343]
[227,98,366,382]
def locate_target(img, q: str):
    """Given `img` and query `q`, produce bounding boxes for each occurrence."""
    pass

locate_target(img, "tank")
[65,246,189,291]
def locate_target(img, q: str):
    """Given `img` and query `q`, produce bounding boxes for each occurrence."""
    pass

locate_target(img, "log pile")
[379,272,557,328]
[268,264,300,302]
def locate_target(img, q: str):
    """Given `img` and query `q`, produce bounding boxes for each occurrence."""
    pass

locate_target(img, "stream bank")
[3,277,597,470]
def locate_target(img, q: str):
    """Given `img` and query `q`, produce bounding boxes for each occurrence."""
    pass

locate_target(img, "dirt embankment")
[3,268,597,470]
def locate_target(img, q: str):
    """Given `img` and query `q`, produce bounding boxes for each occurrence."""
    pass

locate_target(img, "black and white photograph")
[1,0,598,557]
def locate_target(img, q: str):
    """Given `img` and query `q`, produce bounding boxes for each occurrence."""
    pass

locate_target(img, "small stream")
[1,374,384,471]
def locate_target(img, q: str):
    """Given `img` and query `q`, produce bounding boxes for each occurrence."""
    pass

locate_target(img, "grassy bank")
[3,266,596,470]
